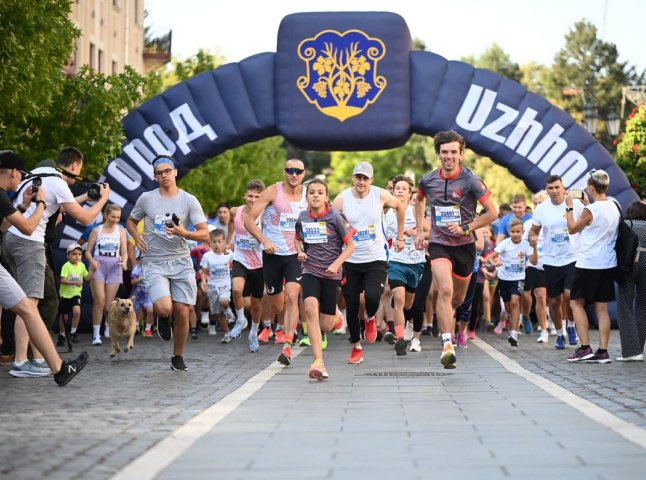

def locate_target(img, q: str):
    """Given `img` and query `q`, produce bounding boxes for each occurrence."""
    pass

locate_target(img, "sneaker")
[30,359,52,374]
[550,327,558,336]
[566,325,578,345]
[248,331,260,353]
[321,333,328,351]
[567,346,594,362]
[404,322,414,342]
[240,316,248,330]
[225,309,236,325]
[70,332,79,343]
[200,311,210,327]
[364,315,377,343]
[230,319,243,339]
[156,316,173,341]
[258,326,272,342]
[383,331,396,345]
[616,353,644,362]
[92,336,102,346]
[277,345,292,366]
[522,315,533,335]
[395,338,407,356]
[54,352,88,386]
[104,325,110,338]
[298,335,311,347]
[421,326,431,336]
[143,329,153,338]
[190,327,198,340]
[170,355,188,371]
[494,320,507,335]
[9,360,52,378]
[57,334,66,346]
[585,351,611,364]
[274,330,286,344]
[451,334,457,347]
[308,360,329,381]
[440,342,456,369]
[431,322,439,337]
[508,332,518,347]
[346,346,364,364]
[208,324,217,336]
[221,333,232,344]
[554,335,565,350]
[536,330,549,343]
[456,332,468,348]
[334,308,344,331]
[409,337,422,352]
[468,330,476,340]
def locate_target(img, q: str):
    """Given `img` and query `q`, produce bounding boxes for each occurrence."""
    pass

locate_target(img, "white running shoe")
[409,338,422,352]
[404,321,414,342]
[208,325,217,336]
[92,336,102,345]
[536,330,549,343]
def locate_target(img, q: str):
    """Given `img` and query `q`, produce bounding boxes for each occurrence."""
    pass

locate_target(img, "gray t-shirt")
[130,189,207,262]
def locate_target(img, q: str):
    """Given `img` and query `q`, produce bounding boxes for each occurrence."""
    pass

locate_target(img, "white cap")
[352,162,373,178]
[67,242,83,253]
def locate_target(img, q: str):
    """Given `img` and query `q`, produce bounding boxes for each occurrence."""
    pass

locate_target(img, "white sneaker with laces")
[409,337,422,352]
[92,336,102,345]
[104,325,110,338]
[616,354,643,362]
[536,330,549,343]
[404,321,414,342]
[208,325,217,336]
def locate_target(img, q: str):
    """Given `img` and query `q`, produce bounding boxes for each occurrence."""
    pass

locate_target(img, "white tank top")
[93,225,121,258]
[343,186,387,263]
[261,182,307,256]
[232,207,263,269]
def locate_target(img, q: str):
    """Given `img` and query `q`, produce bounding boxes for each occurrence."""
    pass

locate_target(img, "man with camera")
[4,147,110,378]
[126,155,209,372]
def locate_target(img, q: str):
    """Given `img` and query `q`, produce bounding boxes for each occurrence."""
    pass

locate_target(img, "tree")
[616,105,646,198]
[462,43,522,83]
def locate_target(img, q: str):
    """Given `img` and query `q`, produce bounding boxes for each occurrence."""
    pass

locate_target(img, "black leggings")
[468,282,485,332]
[412,263,433,333]
[341,261,388,344]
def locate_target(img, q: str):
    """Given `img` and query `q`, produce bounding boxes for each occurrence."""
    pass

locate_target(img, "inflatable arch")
[58,11,639,248]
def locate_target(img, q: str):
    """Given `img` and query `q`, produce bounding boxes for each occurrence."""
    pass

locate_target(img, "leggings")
[468,282,485,332]
[412,263,433,333]
[341,260,388,344]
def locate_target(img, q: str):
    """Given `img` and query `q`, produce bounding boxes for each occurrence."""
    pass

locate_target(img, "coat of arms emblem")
[297,29,387,122]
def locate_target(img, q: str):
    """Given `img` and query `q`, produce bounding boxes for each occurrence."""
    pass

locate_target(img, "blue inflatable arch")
[59,11,639,247]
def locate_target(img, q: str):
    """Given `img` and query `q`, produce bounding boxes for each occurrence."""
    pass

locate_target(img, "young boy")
[487,218,537,347]
[200,228,235,343]
[131,254,154,337]
[58,243,92,345]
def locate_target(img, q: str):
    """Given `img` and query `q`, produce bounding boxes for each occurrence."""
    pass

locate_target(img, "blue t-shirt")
[498,212,532,239]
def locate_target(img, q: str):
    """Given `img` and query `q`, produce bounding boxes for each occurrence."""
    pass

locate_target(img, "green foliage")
[462,153,530,206]
[461,43,522,83]
[178,137,286,211]
[616,105,646,198]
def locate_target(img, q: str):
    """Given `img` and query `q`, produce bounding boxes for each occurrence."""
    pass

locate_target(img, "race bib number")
[154,215,173,238]
[550,229,570,244]
[210,264,230,280]
[302,222,328,244]
[279,213,298,232]
[435,205,462,227]
[235,236,259,250]
[354,224,377,242]
[98,237,119,257]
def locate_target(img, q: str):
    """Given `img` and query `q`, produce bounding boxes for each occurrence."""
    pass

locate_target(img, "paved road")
[1,327,645,479]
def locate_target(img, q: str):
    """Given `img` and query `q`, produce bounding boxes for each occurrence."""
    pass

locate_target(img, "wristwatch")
[461,224,470,235]
[565,207,573,212]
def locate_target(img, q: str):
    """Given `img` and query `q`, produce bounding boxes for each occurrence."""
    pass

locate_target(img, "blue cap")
[153,156,175,170]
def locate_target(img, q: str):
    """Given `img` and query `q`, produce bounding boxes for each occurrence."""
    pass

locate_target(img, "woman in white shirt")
[564,169,620,364]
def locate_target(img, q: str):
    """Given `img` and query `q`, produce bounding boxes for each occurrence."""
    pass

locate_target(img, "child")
[200,228,235,343]
[487,218,537,346]
[295,179,356,381]
[131,254,154,337]
[58,243,92,345]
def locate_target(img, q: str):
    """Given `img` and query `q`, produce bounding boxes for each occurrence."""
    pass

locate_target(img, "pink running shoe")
[456,332,468,348]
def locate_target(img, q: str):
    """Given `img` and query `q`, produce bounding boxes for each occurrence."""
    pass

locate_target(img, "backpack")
[613,202,639,285]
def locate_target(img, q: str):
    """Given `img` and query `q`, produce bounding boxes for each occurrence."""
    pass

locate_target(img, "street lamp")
[582,102,600,134]
[606,111,621,136]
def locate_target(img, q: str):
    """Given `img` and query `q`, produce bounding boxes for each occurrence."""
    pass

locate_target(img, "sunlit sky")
[146,0,645,72]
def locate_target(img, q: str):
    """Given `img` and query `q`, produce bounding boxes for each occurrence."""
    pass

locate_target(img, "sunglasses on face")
[154,168,175,177]
[284,167,304,176]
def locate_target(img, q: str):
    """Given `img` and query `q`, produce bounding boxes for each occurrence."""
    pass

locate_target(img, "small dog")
[107,298,137,357]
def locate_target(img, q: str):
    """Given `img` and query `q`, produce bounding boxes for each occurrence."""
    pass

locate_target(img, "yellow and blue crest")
[297,30,387,122]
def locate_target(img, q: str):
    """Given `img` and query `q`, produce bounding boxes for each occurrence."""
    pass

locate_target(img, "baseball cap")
[66,242,83,253]
[352,162,373,178]
[0,150,27,173]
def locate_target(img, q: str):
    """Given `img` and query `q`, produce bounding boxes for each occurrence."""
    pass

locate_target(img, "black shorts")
[543,262,575,298]
[262,252,302,296]
[497,279,525,302]
[231,261,264,299]
[428,242,476,279]
[300,274,339,316]
[524,266,546,290]
[59,296,81,314]
[570,267,616,303]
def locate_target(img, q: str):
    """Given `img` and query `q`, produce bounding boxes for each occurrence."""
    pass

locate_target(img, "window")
[89,42,95,69]
[98,49,104,73]
[112,61,118,75]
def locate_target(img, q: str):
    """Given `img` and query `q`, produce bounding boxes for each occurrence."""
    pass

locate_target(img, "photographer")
[4,147,109,378]
[126,155,209,372]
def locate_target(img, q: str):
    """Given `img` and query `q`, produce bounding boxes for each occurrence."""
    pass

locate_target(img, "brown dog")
[107,298,137,357]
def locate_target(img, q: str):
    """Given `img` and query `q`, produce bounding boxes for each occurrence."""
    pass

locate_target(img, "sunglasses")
[284,167,304,176]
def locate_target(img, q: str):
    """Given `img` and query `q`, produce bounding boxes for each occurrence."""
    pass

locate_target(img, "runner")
[244,159,307,366]
[415,130,497,369]
[332,161,405,364]
[295,179,355,380]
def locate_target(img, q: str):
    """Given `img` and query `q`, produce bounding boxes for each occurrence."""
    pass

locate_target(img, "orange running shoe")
[440,342,457,369]
[258,326,272,342]
[364,314,377,343]
[274,330,286,344]
[333,308,344,331]
[308,360,329,381]
[277,345,292,366]
[346,346,364,364]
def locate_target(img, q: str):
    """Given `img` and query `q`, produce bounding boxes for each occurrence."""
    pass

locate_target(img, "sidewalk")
[2,328,645,479]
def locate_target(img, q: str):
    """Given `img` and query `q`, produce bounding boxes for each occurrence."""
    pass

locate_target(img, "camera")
[31,177,42,193]
[86,182,105,200]
[164,213,180,228]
